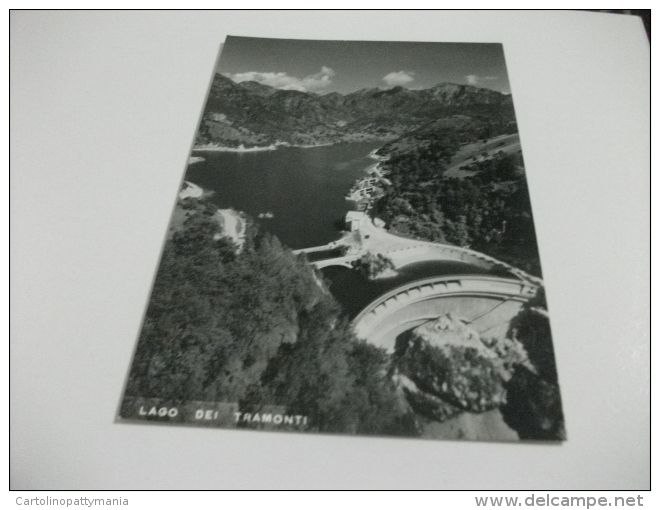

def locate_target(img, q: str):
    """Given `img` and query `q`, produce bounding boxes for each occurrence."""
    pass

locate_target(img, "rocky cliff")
[391,313,533,422]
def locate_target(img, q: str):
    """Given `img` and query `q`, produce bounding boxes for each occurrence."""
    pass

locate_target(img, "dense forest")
[501,289,565,440]
[195,73,517,149]
[372,126,543,276]
[124,194,562,439]
[125,199,416,435]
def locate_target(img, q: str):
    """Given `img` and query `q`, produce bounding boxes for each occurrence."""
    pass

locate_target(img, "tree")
[126,198,413,435]
[352,252,396,279]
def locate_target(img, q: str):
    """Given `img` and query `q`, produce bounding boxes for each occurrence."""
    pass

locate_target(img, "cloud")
[225,66,335,92]
[382,71,415,87]
[466,74,498,86]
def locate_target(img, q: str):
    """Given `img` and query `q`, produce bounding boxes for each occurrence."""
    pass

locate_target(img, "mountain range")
[195,73,519,148]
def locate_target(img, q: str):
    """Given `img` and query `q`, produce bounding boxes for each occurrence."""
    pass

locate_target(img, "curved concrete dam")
[352,275,538,351]
[305,213,542,348]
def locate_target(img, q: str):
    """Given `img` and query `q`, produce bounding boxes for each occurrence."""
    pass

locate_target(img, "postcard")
[119,36,565,442]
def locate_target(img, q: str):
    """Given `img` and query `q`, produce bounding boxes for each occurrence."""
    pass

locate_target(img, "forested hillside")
[195,74,517,148]
[371,126,542,276]
[125,199,416,435]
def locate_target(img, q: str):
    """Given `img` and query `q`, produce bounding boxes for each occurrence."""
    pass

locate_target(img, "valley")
[194,73,518,150]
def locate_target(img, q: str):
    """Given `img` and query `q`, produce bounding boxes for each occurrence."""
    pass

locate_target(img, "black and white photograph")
[118,36,565,442]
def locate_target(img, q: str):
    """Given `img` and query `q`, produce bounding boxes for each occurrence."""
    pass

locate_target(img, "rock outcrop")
[392,313,534,421]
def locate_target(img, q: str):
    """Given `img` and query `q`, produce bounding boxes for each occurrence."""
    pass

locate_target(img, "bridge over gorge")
[292,212,542,347]
[292,212,540,285]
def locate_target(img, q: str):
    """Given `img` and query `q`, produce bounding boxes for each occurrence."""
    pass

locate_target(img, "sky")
[217,36,512,95]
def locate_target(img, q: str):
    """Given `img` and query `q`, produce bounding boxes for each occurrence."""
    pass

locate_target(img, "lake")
[186,142,509,319]
[187,142,383,250]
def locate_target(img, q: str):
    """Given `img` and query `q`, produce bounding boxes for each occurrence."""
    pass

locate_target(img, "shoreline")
[178,181,204,199]
[367,148,388,161]
[345,158,389,205]
[192,144,281,153]
[192,141,334,152]
[214,208,246,249]
[193,138,392,153]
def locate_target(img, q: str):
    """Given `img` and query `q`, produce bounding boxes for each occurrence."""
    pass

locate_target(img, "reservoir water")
[188,142,383,250]
[186,142,513,319]
[321,260,507,319]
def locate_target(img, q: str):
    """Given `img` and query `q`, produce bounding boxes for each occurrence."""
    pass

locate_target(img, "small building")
[346,211,365,232]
